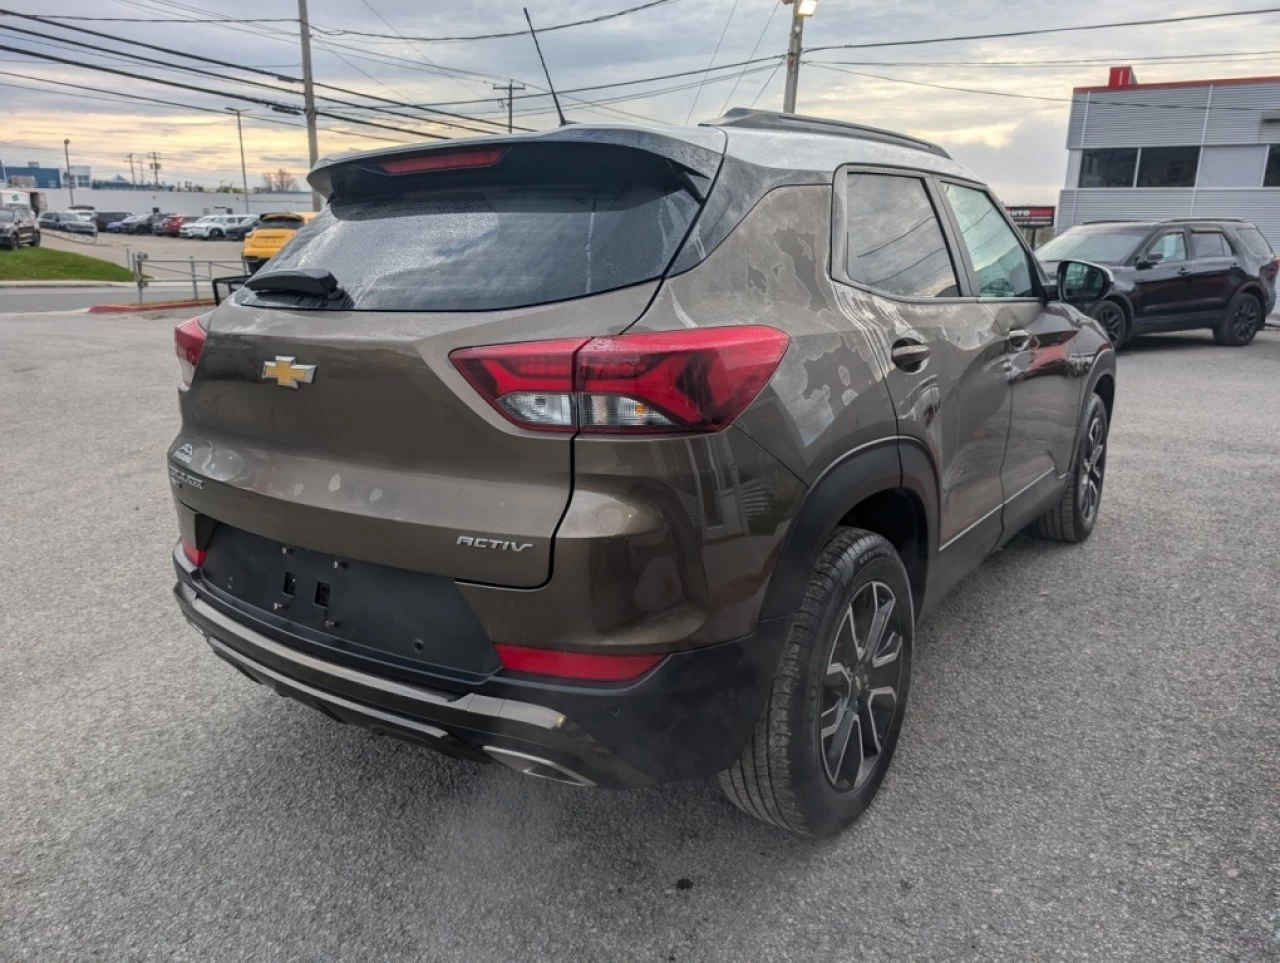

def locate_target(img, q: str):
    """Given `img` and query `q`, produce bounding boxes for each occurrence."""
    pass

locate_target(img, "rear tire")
[1213,290,1262,347]
[1030,393,1108,544]
[719,528,913,837]
[1090,299,1130,347]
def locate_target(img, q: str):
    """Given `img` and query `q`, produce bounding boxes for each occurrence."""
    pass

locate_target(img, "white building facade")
[1058,67,1280,247]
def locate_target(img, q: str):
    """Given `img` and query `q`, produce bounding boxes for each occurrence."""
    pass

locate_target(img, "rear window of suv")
[1235,225,1273,259]
[242,144,702,313]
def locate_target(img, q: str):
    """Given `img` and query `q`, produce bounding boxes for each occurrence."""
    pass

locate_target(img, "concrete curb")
[88,298,214,314]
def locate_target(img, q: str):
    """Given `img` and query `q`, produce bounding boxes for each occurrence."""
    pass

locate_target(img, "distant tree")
[260,168,298,192]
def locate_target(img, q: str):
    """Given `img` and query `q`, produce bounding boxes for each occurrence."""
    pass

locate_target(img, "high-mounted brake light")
[493,643,664,682]
[174,316,206,388]
[380,147,507,175]
[450,326,789,434]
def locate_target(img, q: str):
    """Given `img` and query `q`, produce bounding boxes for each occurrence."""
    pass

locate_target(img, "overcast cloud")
[1,0,1276,201]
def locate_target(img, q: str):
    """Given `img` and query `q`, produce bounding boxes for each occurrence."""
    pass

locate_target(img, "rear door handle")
[890,341,930,371]
[1007,329,1031,352]
[1177,267,1192,276]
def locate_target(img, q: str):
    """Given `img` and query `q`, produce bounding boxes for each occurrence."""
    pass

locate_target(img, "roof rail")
[1160,216,1248,223]
[1082,219,1152,225]
[703,108,951,159]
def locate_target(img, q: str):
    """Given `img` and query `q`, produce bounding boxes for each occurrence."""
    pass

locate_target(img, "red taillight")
[450,326,789,434]
[493,643,664,682]
[380,147,506,175]
[174,316,206,388]
[181,540,206,567]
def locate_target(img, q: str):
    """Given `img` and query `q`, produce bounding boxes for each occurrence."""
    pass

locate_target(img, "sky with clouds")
[1,0,1277,202]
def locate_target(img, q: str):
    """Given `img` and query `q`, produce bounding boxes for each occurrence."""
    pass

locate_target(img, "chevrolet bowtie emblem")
[262,356,316,389]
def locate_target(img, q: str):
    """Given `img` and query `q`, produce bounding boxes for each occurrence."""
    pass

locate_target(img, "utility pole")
[781,0,818,114]
[63,138,74,206]
[491,80,527,134]
[227,108,251,213]
[126,153,136,185]
[297,0,321,211]
[150,152,161,187]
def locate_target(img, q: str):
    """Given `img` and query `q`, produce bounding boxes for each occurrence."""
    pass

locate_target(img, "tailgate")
[170,282,658,587]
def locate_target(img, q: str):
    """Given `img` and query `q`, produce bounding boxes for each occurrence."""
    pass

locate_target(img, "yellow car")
[242,211,317,274]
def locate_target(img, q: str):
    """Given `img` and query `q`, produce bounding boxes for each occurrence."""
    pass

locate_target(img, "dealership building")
[1057,67,1280,247]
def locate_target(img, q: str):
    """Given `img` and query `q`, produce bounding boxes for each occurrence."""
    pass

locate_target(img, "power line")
[0,11,519,132]
[804,7,1280,54]
[749,59,785,107]
[354,0,489,100]
[718,0,780,115]
[312,0,682,43]
[0,41,453,139]
[684,0,741,123]
[33,14,296,22]
[0,69,414,143]
[806,61,1280,112]
[809,50,1280,69]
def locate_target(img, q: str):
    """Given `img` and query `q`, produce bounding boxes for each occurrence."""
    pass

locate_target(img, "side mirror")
[1056,259,1113,307]
[1136,251,1164,270]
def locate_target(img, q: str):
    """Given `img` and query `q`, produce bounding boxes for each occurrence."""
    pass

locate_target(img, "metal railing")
[130,253,248,303]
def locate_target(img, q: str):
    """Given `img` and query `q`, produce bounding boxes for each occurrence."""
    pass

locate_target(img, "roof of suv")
[310,109,978,192]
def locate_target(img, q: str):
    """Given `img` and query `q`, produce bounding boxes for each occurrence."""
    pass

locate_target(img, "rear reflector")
[181,540,207,567]
[493,643,664,682]
[174,316,207,388]
[380,147,506,175]
[451,326,789,434]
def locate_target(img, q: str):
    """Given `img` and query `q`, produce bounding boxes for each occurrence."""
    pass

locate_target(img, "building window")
[1136,146,1200,187]
[1266,145,1280,187]
[1079,148,1138,188]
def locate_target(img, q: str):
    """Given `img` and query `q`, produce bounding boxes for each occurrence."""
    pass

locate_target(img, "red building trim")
[1074,74,1280,94]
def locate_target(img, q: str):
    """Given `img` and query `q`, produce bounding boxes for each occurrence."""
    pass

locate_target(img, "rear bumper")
[173,546,786,788]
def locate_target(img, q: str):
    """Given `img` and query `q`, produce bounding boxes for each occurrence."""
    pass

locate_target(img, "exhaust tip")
[483,746,594,787]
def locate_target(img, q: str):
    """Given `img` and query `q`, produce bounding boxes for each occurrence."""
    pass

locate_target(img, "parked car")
[241,210,315,272]
[91,210,133,232]
[222,215,259,240]
[0,207,40,249]
[179,215,224,239]
[117,212,171,235]
[155,214,199,237]
[1036,218,1277,347]
[167,109,1117,837]
[37,211,97,237]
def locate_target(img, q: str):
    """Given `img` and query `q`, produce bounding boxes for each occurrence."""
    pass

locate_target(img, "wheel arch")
[760,439,937,622]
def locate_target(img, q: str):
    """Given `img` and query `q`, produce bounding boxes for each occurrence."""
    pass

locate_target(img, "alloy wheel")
[1231,297,1260,341]
[819,580,904,793]
[1078,410,1107,525]
[1093,303,1125,345]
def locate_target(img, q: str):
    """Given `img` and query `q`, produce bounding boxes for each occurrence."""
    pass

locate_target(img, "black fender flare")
[759,438,939,621]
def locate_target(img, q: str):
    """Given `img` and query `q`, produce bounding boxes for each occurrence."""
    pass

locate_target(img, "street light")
[63,138,74,206]
[226,108,251,214]
[782,0,817,114]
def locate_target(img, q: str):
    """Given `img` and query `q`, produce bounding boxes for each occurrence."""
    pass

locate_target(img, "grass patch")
[0,246,133,282]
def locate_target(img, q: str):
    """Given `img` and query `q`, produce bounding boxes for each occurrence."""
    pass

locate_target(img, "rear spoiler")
[307,125,727,203]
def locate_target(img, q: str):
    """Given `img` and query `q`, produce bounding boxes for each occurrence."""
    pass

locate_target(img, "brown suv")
[168,110,1117,837]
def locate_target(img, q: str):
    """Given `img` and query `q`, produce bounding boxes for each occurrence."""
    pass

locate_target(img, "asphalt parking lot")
[1,312,1277,962]
[39,229,246,268]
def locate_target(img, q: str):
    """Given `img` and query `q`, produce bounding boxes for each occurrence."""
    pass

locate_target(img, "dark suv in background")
[168,110,1116,837]
[1037,218,1276,347]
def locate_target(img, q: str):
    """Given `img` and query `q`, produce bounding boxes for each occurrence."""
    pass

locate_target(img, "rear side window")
[1191,231,1232,258]
[942,183,1037,298]
[1235,225,1273,258]
[843,172,958,298]
[245,145,701,312]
